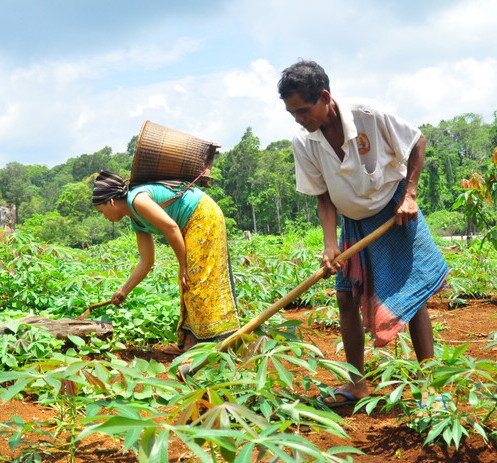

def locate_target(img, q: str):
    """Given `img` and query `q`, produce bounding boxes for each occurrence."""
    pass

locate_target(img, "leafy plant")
[81,337,360,462]
[0,415,55,463]
[453,147,497,249]
[355,339,497,449]
[0,322,63,371]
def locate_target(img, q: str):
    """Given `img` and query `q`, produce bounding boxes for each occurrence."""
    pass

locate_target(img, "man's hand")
[321,245,342,277]
[395,193,418,226]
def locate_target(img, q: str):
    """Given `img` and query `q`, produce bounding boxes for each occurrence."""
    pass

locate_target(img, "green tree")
[0,162,32,223]
[71,146,112,181]
[127,135,138,156]
[250,141,296,234]
[418,148,446,213]
[219,128,261,230]
[19,211,72,244]
[489,111,497,151]
[56,182,93,219]
[107,152,133,176]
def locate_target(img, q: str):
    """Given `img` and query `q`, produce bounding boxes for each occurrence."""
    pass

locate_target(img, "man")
[278,60,449,406]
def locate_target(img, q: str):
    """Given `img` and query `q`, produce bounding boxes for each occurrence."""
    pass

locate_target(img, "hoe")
[178,216,397,379]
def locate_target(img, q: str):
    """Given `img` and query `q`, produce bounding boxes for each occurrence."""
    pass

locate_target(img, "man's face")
[283,91,329,132]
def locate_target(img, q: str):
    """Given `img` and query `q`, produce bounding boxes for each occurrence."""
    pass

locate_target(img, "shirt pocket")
[350,166,384,198]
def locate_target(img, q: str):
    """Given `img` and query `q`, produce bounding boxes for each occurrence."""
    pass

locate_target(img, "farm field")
[0,296,496,462]
[284,296,497,463]
[1,231,497,462]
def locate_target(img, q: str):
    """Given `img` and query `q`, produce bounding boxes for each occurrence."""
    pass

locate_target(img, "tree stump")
[0,316,113,339]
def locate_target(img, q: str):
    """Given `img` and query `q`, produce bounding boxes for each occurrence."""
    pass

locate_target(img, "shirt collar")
[306,98,358,145]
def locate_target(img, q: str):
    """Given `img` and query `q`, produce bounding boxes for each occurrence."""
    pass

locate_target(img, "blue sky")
[1,0,496,167]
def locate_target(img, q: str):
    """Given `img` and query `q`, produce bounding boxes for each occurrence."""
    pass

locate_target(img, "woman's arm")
[112,231,155,304]
[131,192,189,291]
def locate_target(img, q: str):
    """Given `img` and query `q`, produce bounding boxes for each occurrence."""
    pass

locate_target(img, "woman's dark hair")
[92,170,128,205]
[277,60,330,104]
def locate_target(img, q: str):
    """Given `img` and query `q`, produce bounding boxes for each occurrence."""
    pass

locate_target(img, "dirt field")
[1,296,496,462]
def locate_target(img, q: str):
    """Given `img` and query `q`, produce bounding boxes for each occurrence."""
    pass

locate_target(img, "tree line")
[0,111,496,247]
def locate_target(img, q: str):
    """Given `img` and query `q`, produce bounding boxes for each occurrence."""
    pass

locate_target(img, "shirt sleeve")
[381,111,421,164]
[293,135,328,196]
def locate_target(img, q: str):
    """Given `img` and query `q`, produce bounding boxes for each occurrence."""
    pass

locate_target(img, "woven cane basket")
[130,121,220,187]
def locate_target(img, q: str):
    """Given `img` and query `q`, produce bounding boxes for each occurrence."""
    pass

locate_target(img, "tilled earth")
[1,296,496,462]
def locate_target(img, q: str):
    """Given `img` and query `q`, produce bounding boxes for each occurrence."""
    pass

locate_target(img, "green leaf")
[355,396,383,415]
[451,419,467,450]
[235,442,255,463]
[220,438,237,462]
[138,427,156,463]
[271,357,293,388]
[424,418,451,446]
[68,335,86,348]
[389,384,405,404]
[472,422,489,442]
[256,356,268,389]
[123,427,143,452]
[259,399,273,418]
[1,378,32,401]
[93,416,155,435]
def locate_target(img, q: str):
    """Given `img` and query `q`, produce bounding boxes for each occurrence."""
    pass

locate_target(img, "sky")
[1,0,496,168]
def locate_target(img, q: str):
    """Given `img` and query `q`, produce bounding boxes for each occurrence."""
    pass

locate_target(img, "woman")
[92,171,240,353]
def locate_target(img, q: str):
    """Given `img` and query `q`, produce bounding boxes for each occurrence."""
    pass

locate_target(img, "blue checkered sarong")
[335,181,449,347]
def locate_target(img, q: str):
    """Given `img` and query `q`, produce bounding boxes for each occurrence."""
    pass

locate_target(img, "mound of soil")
[1,296,496,462]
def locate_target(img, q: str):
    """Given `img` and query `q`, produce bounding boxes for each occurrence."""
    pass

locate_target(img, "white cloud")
[224,59,278,100]
[0,38,206,165]
[432,0,497,43]
[9,38,202,87]
[1,0,497,167]
[386,58,497,125]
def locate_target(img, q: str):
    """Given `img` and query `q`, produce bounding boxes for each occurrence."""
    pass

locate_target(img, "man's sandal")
[317,389,360,408]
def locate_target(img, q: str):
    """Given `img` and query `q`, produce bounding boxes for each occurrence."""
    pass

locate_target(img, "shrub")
[426,210,466,236]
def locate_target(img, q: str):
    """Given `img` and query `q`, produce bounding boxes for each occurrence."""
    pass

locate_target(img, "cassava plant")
[83,337,362,462]
[453,146,497,248]
[355,336,497,449]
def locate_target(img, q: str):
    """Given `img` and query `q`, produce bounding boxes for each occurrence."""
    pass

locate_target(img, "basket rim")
[134,120,221,156]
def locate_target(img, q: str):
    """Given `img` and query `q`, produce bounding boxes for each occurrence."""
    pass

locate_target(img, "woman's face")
[95,199,123,222]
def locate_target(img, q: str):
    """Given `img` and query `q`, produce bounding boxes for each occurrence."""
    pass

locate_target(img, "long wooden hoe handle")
[217,216,396,352]
[77,299,113,320]
[181,216,396,378]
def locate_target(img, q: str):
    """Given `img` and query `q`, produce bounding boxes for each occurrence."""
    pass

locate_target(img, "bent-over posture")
[92,171,240,353]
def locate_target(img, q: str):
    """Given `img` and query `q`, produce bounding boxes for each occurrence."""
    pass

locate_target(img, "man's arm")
[395,135,426,226]
[317,191,342,275]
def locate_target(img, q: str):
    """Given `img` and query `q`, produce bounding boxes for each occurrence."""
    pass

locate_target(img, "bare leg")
[409,304,443,408]
[183,331,198,350]
[333,290,369,399]
[408,304,434,363]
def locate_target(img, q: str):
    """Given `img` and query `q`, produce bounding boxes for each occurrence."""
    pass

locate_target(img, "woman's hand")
[111,288,127,305]
[179,263,190,292]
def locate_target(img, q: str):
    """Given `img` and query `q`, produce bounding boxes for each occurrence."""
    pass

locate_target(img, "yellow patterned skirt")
[177,194,240,346]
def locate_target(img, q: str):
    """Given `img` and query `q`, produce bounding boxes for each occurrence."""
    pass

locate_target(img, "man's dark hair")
[277,60,330,104]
